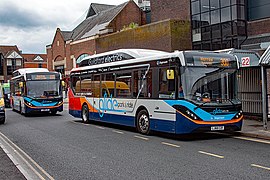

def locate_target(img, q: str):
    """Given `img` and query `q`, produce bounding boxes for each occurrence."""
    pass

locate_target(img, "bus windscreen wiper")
[194,101,209,110]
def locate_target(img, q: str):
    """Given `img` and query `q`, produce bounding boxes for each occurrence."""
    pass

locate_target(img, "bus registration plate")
[211,126,224,131]
[41,109,50,112]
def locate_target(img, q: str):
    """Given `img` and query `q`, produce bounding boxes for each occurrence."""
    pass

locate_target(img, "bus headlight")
[173,105,201,121]
[234,110,243,119]
[58,101,63,105]
[186,110,199,120]
[25,101,33,107]
[0,106,4,111]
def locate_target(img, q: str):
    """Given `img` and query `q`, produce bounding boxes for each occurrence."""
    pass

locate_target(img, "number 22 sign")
[241,57,250,67]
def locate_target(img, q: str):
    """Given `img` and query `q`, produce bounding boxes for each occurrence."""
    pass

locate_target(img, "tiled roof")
[71,2,128,40]
[22,54,47,62]
[61,31,73,41]
[0,45,20,56]
[86,3,116,18]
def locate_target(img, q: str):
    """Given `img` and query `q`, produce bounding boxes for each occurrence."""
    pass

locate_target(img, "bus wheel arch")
[81,103,89,123]
[136,106,150,135]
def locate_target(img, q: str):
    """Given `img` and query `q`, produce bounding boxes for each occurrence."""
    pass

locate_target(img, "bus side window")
[101,73,115,98]
[138,69,152,98]
[80,76,93,97]
[115,72,131,98]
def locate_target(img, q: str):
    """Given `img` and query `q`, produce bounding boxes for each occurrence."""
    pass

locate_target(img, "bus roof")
[13,68,49,76]
[11,68,60,80]
[71,49,236,73]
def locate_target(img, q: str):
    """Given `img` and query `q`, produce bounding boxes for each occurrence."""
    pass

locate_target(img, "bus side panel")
[95,112,135,127]
[135,100,177,133]
[12,96,24,112]
[68,90,98,118]
[150,119,176,133]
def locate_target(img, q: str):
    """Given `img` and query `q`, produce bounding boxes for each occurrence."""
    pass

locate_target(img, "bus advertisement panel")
[69,49,243,135]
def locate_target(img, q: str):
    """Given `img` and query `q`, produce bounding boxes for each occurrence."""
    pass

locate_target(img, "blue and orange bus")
[69,49,243,135]
[10,68,63,115]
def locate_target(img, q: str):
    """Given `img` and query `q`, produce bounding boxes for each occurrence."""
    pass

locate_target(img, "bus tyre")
[51,109,57,115]
[136,110,150,135]
[81,104,89,123]
[19,103,23,114]
[0,118,5,125]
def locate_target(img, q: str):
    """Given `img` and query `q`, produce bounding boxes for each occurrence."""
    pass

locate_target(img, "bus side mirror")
[19,82,23,88]
[166,70,174,80]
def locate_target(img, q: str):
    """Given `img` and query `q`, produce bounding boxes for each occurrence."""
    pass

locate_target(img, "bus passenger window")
[137,69,152,98]
[101,73,115,98]
[116,73,131,98]
[80,77,93,97]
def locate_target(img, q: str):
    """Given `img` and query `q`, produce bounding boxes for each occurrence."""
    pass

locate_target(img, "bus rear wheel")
[81,104,89,123]
[136,110,150,135]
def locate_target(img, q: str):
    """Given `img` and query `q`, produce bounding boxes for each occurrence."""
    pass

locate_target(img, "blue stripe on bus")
[25,105,63,113]
[69,109,242,134]
[24,97,58,107]
[164,100,236,121]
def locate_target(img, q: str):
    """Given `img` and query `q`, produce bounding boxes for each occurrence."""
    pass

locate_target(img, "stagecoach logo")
[157,60,168,65]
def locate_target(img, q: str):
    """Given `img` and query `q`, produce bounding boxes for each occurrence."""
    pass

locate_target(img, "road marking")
[233,136,270,144]
[161,142,180,148]
[95,126,105,130]
[71,121,89,126]
[0,132,54,180]
[112,130,124,134]
[251,164,270,171]
[134,135,149,141]
[198,151,224,159]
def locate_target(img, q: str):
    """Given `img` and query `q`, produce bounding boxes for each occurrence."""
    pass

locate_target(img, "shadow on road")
[73,120,235,141]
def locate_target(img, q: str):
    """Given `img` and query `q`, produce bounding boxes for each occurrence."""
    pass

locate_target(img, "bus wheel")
[19,103,23,114]
[136,110,150,135]
[51,110,57,115]
[0,118,5,124]
[81,104,89,123]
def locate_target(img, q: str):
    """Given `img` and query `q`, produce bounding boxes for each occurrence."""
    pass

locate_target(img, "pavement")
[0,110,269,179]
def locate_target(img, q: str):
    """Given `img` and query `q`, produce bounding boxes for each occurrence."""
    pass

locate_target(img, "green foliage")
[121,22,139,31]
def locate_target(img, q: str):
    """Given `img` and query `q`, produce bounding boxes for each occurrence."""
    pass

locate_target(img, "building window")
[191,0,200,15]
[190,0,247,50]
[76,54,90,65]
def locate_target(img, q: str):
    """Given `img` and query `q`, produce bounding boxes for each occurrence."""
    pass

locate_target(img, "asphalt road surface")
[0,105,269,180]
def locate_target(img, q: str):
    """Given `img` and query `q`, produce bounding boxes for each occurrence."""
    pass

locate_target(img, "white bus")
[69,49,243,135]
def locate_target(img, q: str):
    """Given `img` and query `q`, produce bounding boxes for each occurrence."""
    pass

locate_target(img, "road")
[0,104,269,179]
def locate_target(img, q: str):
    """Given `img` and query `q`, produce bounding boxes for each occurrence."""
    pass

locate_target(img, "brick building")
[47,1,147,75]
[0,45,23,82]
[47,0,192,76]
[22,54,47,68]
[150,0,190,22]
[0,45,48,82]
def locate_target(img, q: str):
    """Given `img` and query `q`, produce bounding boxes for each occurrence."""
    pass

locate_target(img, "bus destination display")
[29,74,56,80]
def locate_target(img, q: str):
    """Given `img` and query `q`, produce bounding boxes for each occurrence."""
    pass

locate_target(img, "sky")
[0,0,128,54]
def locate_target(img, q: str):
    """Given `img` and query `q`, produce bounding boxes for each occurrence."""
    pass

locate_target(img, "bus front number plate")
[211,126,224,131]
[41,109,50,112]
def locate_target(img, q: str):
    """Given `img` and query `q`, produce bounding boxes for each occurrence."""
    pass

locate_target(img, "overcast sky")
[0,0,128,54]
